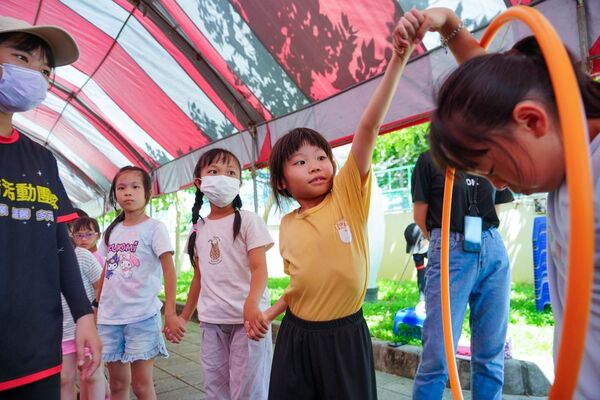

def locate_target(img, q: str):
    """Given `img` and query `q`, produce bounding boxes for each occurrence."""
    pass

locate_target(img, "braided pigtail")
[232,194,243,240]
[188,188,204,267]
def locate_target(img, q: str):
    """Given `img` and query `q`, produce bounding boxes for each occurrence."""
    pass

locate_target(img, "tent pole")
[576,0,592,73]
[249,123,259,214]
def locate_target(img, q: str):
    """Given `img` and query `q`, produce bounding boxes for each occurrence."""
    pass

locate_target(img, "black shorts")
[268,308,377,400]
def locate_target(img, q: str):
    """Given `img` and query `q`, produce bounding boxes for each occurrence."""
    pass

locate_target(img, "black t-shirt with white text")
[0,129,91,388]
[411,151,514,233]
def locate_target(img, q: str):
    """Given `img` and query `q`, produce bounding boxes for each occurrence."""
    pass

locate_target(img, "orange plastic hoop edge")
[440,5,594,399]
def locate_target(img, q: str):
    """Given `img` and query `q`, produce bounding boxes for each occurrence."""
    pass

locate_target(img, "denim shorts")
[98,313,168,363]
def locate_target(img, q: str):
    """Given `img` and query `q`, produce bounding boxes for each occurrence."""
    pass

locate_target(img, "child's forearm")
[180,270,201,321]
[247,264,268,307]
[351,48,414,178]
[265,297,288,322]
[246,247,269,307]
[160,253,178,316]
[424,7,484,64]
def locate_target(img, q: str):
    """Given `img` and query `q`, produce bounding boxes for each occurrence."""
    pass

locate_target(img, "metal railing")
[373,164,414,212]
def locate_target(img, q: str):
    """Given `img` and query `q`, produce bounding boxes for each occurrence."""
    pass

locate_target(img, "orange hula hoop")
[439,5,594,399]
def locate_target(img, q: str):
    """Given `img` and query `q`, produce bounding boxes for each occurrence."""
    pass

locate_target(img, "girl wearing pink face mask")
[0,16,101,399]
[169,148,274,400]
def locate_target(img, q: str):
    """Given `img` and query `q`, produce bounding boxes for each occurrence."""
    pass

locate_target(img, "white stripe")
[56,66,174,162]
[42,92,132,167]
[61,0,236,140]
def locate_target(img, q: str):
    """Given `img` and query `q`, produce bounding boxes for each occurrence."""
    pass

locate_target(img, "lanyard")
[466,176,479,216]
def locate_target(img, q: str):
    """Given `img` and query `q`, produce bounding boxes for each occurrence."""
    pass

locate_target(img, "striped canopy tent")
[2,0,599,215]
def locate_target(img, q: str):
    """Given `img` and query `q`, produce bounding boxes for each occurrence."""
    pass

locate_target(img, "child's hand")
[244,311,270,341]
[75,314,102,381]
[163,313,186,344]
[244,301,269,341]
[394,8,427,55]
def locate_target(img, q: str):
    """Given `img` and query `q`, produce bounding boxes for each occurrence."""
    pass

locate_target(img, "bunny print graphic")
[119,252,140,278]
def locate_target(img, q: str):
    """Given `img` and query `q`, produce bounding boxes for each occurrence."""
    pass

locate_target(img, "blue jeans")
[413,228,510,400]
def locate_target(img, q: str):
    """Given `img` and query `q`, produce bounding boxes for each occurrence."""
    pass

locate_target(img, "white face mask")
[200,175,241,208]
[0,63,48,113]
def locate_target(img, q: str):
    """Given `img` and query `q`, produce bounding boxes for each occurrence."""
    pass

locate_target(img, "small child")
[72,216,105,268]
[171,148,273,400]
[252,12,423,400]
[60,247,105,400]
[95,166,184,399]
[399,6,600,399]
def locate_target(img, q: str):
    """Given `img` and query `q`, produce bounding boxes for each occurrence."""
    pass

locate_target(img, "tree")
[372,123,429,169]
[150,190,193,273]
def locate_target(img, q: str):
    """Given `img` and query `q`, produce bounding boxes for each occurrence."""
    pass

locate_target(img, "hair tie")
[191,223,198,233]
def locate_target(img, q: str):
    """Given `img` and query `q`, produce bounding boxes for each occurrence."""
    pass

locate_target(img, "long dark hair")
[187,149,243,267]
[429,36,600,172]
[103,166,152,246]
[268,127,336,208]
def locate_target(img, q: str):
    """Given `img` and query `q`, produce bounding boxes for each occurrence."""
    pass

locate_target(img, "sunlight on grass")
[165,275,554,358]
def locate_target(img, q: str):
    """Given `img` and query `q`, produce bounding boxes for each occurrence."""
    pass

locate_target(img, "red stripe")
[590,36,600,77]
[328,111,432,148]
[114,0,245,131]
[57,212,79,224]
[257,124,272,165]
[161,0,272,120]
[0,365,61,391]
[0,0,40,23]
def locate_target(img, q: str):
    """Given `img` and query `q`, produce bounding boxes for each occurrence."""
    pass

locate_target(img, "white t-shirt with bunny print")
[97,218,173,325]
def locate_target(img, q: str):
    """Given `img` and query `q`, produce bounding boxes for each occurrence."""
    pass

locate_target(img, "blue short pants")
[98,313,168,363]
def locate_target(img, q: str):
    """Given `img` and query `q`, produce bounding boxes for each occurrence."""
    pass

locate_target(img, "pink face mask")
[0,63,48,113]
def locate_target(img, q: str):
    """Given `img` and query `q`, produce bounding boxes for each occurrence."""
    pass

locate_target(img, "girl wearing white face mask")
[0,17,102,400]
[167,148,274,400]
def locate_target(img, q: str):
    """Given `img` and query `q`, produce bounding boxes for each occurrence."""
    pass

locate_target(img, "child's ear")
[512,101,549,138]
[194,178,202,190]
[277,179,287,191]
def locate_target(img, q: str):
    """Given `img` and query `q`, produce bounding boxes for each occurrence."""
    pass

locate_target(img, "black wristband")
[91,299,99,308]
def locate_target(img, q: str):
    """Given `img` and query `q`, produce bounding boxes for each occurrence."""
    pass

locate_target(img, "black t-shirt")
[0,129,91,387]
[411,151,514,233]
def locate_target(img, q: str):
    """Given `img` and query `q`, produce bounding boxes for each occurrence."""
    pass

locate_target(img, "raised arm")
[398,7,485,65]
[350,9,423,180]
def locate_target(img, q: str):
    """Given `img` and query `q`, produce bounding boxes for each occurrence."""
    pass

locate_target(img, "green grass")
[166,274,554,358]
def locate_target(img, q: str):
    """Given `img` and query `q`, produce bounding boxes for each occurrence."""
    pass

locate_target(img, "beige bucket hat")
[0,15,79,66]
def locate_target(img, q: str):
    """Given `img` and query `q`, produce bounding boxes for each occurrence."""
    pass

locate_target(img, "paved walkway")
[149,321,546,399]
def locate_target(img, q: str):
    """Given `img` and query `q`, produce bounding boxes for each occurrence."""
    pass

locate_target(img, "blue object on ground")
[393,306,426,337]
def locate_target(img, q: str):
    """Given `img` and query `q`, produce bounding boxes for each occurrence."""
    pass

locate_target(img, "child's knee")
[109,376,129,393]
[131,379,154,397]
